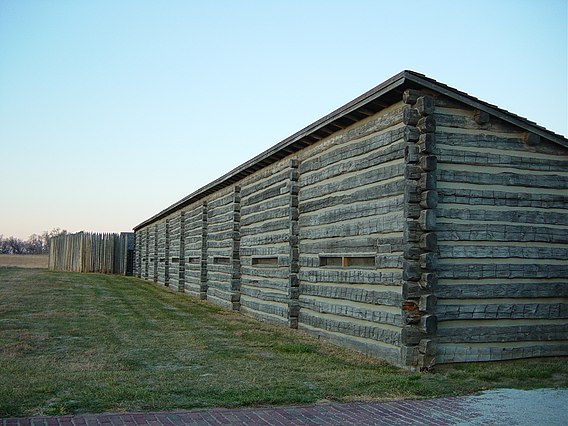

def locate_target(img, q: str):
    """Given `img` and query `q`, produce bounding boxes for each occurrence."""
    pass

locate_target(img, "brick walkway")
[1,398,480,426]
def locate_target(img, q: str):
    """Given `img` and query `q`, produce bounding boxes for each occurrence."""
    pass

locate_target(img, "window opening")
[319,255,375,268]
[252,257,278,267]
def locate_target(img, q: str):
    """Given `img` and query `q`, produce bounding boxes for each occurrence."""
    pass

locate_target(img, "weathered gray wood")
[438,244,568,260]
[300,234,404,254]
[302,144,405,188]
[241,277,289,291]
[299,213,405,239]
[438,323,568,343]
[300,267,403,285]
[299,295,404,326]
[416,96,435,116]
[299,311,402,346]
[241,266,289,279]
[436,342,568,364]
[299,318,402,365]
[436,301,568,321]
[240,218,290,236]
[240,169,289,198]
[240,305,289,326]
[437,187,568,209]
[300,134,405,178]
[299,283,402,306]
[300,196,403,227]
[403,107,420,126]
[417,116,436,133]
[241,205,289,227]
[436,281,568,298]
[300,162,406,202]
[241,195,289,216]
[403,89,422,105]
[436,223,568,244]
[240,296,288,318]
[524,132,541,146]
[437,263,568,279]
[436,131,566,155]
[438,206,568,226]
[473,109,490,125]
[435,147,568,172]
[300,180,405,214]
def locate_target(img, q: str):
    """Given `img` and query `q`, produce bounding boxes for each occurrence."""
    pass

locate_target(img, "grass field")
[0,254,48,269]
[0,269,566,417]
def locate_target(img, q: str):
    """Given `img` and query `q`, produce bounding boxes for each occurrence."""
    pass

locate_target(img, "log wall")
[206,187,241,310]
[239,160,293,326]
[295,102,407,364]
[431,95,568,363]
[184,202,208,299]
[133,85,567,369]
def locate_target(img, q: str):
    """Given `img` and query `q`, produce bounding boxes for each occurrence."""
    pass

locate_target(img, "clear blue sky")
[1,0,567,240]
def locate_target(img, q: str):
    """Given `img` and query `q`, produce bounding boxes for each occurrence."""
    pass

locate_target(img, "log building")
[133,71,568,370]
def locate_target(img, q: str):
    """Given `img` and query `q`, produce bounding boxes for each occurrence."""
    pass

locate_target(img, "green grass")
[0,269,566,417]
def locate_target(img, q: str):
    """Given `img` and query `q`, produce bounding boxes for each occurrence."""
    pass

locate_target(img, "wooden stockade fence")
[49,232,134,275]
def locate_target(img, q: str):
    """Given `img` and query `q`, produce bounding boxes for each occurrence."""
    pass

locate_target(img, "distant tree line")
[0,228,68,255]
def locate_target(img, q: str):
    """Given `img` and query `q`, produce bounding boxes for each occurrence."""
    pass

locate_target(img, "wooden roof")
[134,70,568,231]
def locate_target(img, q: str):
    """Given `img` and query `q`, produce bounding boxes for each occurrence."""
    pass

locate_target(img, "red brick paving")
[1,397,483,426]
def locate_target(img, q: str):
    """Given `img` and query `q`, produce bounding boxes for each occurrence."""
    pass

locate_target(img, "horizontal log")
[240,232,290,246]
[299,296,403,326]
[240,245,288,257]
[206,191,234,209]
[240,218,289,236]
[436,301,568,321]
[299,110,405,166]
[435,130,566,156]
[436,222,568,244]
[241,205,289,227]
[435,146,568,172]
[243,184,288,206]
[207,209,234,224]
[436,342,568,364]
[300,234,404,254]
[300,179,405,214]
[240,286,288,303]
[437,187,568,209]
[299,267,403,285]
[299,321,402,365]
[438,206,568,226]
[437,263,568,279]
[240,296,288,318]
[438,323,568,343]
[241,194,289,216]
[240,168,289,198]
[299,283,402,306]
[300,161,406,202]
[299,310,402,346]
[241,266,289,279]
[300,196,404,228]
[240,277,288,291]
[300,138,405,185]
[206,294,236,310]
[240,305,290,327]
[438,168,568,190]
[435,281,568,299]
[439,244,568,260]
[299,212,405,240]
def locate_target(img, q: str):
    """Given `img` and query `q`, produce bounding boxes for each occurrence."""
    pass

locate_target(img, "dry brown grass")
[0,254,48,269]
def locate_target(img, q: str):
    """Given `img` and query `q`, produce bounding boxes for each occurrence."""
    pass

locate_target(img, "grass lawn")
[0,254,48,269]
[0,269,566,417]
